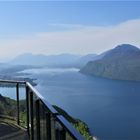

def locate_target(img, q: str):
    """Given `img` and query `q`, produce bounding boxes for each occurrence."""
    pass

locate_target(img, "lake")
[2,67,140,140]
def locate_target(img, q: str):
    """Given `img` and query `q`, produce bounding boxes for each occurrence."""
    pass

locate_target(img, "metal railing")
[0,80,85,140]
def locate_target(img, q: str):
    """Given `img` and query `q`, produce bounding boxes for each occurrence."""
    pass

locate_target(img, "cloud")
[48,23,85,29]
[0,19,140,59]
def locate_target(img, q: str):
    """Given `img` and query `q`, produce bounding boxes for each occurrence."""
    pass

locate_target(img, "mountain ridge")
[80,44,140,81]
[9,53,98,68]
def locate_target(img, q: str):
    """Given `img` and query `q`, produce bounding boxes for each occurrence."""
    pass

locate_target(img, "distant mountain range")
[4,43,140,81]
[9,53,98,68]
[80,44,140,81]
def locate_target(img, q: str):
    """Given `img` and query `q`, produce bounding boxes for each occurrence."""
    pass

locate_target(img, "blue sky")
[0,1,140,35]
[0,1,140,59]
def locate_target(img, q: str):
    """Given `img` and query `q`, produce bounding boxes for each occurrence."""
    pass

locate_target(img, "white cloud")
[0,19,140,59]
[48,23,85,29]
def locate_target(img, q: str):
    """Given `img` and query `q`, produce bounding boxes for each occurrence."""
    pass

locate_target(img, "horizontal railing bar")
[56,115,85,140]
[0,79,26,84]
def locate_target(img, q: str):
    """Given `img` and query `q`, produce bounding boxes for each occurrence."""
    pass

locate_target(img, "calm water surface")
[3,68,140,140]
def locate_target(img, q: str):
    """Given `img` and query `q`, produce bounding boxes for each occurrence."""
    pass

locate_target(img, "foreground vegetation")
[53,105,93,140]
[0,94,93,140]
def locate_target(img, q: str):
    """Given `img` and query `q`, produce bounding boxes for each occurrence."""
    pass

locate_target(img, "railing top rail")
[26,82,58,114]
[57,115,85,140]
[0,79,26,84]
[27,82,85,140]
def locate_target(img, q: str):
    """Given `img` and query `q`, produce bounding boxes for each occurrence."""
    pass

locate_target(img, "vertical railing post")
[16,83,20,125]
[36,99,40,140]
[30,92,34,140]
[46,112,51,140]
[26,85,30,136]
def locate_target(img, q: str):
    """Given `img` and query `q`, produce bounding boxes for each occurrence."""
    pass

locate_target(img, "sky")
[0,1,140,60]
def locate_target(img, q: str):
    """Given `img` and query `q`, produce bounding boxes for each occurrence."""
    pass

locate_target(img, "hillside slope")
[80,44,140,81]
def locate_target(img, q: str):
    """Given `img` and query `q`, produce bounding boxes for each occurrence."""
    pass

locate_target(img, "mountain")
[9,53,81,67]
[9,53,99,68]
[76,54,97,67]
[80,44,140,81]
[77,51,109,68]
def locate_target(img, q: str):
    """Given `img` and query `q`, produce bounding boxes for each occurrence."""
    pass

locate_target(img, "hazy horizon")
[0,43,140,63]
[0,1,140,59]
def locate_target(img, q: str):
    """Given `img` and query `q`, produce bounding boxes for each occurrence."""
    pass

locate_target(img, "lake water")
[2,67,140,140]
